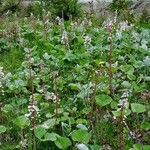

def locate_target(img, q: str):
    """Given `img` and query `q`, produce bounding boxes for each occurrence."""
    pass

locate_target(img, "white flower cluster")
[43,11,51,30]
[25,95,39,118]
[117,91,129,111]
[20,139,27,148]
[115,20,133,40]
[56,16,64,26]
[118,21,133,32]
[61,30,69,46]
[45,92,60,103]
[0,67,5,95]
[84,35,92,46]
[81,18,92,27]
[102,144,112,150]
[103,18,114,28]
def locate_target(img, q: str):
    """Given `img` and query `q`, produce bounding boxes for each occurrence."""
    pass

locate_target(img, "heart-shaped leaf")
[131,103,146,114]
[71,129,90,144]
[96,94,112,107]
[54,136,71,149]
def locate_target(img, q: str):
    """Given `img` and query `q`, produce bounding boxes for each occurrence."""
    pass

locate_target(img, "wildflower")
[45,92,60,103]
[56,16,63,26]
[119,20,133,32]
[20,139,27,148]
[0,67,4,77]
[117,91,129,110]
[102,144,112,150]
[84,36,91,46]
[129,131,142,141]
[25,95,39,118]
[0,67,5,95]
[103,18,113,29]
[81,18,89,26]
[88,19,92,26]
[61,30,69,46]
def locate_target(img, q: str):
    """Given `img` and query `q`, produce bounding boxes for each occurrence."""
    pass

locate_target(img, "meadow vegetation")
[0,0,150,150]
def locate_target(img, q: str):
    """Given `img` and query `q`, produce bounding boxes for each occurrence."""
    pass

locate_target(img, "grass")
[0,48,23,72]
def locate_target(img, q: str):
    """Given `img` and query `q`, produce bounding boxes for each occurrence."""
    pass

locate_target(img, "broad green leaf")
[121,81,131,88]
[69,83,80,91]
[16,98,27,106]
[131,103,146,114]
[0,125,6,134]
[143,145,150,150]
[112,109,131,117]
[112,111,121,117]
[63,52,76,62]
[131,144,150,150]
[71,129,90,144]
[133,144,142,150]
[13,116,30,129]
[95,94,112,107]
[41,118,56,129]
[35,126,46,140]
[143,76,150,81]
[120,65,134,74]
[43,133,59,141]
[76,124,88,130]
[2,104,13,113]
[110,101,118,109]
[127,74,136,80]
[54,137,71,149]
[141,122,150,131]
[76,143,89,150]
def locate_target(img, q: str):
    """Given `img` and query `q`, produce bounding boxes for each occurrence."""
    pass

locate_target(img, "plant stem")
[108,25,113,97]
[29,49,36,150]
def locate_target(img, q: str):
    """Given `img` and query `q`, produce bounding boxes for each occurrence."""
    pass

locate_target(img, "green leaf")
[76,124,88,130]
[95,94,112,107]
[42,118,56,129]
[131,144,150,150]
[121,81,131,88]
[133,144,142,150]
[76,143,89,150]
[63,52,76,62]
[112,111,121,117]
[54,137,71,149]
[35,127,46,140]
[120,65,134,74]
[143,145,150,150]
[131,103,146,114]
[69,83,80,91]
[16,98,28,106]
[43,133,59,141]
[110,101,118,109]
[71,129,90,144]
[2,104,13,113]
[0,125,6,134]
[112,109,131,117]
[141,122,150,131]
[13,116,30,129]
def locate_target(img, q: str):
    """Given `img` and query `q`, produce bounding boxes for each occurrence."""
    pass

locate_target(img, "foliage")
[0,12,150,150]
[0,0,20,14]
[50,0,82,19]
